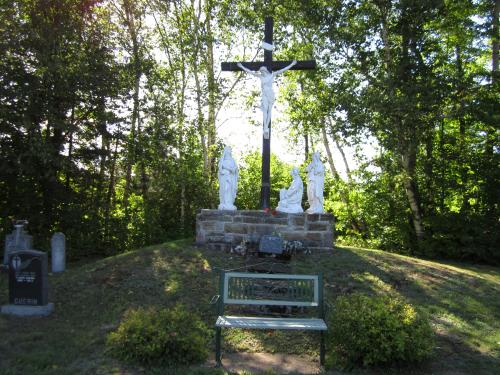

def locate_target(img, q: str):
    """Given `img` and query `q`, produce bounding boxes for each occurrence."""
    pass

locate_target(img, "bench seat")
[216,315,327,331]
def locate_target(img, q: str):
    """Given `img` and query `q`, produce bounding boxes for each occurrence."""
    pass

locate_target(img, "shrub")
[106,304,210,366]
[424,213,500,264]
[326,294,434,368]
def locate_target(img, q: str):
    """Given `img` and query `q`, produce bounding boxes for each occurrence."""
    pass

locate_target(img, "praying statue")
[306,152,325,214]
[237,60,297,139]
[276,167,303,213]
[218,146,239,211]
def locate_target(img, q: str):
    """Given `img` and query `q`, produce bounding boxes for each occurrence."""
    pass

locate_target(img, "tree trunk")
[322,122,365,233]
[455,45,470,212]
[104,138,120,242]
[379,2,391,71]
[192,0,209,176]
[439,119,445,212]
[485,0,499,216]
[401,143,425,249]
[424,129,435,215]
[65,107,75,189]
[137,116,148,199]
[397,5,426,250]
[205,0,217,179]
[304,132,309,162]
[180,183,186,234]
[321,126,339,179]
[121,0,142,217]
[335,139,352,181]
[492,0,499,82]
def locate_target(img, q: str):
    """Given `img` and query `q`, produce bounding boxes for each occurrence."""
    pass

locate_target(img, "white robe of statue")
[218,146,238,210]
[276,167,303,213]
[306,152,325,214]
[237,60,297,139]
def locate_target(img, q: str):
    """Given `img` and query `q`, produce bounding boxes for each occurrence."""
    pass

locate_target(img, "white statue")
[306,152,325,214]
[276,167,303,213]
[218,146,239,210]
[237,60,297,139]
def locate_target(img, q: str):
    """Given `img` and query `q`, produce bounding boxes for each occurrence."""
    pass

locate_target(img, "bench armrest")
[209,294,221,305]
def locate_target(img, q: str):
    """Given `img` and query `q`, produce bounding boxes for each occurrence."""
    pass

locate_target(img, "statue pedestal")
[196,210,335,254]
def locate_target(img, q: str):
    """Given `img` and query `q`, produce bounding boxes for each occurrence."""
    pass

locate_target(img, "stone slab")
[51,232,66,273]
[1,303,54,317]
[234,216,263,224]
[307,222,330,231]
[259,235,284,254]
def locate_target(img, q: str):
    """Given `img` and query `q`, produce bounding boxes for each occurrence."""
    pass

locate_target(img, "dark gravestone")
[9,250,48,306]
[259,235,284,255]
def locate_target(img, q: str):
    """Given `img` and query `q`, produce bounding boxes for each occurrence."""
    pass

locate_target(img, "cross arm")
[221,60,316,72]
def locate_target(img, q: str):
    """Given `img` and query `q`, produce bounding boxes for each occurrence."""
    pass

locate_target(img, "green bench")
[213,271,327,366]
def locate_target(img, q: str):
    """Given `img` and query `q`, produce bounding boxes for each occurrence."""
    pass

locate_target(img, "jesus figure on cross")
[237,59,297,139]
[221,17,316,209]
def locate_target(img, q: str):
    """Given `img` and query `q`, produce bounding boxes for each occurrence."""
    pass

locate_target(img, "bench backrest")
[218,271,324,316]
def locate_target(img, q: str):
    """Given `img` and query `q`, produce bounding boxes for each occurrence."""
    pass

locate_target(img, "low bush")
[424,213,500,264]
[106,304,210,366]
[326,293,434,368]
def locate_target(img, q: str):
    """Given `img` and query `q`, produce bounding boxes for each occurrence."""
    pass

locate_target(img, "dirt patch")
[207,352,321,374]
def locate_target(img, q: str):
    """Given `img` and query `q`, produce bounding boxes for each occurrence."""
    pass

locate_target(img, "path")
[207,352,321,374]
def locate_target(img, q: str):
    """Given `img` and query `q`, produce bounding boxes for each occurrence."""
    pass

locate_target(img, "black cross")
[222,17,316,209]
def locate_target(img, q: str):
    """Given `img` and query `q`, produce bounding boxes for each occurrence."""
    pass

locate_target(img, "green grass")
[0,240,499,374]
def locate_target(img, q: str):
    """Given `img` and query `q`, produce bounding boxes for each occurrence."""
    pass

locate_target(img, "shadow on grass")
[302,246,500,375]
[0,240,498,375]
[0,240,224,374]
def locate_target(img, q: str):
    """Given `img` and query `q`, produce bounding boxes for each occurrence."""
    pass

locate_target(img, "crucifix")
[221,17,316,209]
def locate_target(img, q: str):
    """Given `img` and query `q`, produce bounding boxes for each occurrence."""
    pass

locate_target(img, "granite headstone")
[9,250,49,306]
[1,249,54,316]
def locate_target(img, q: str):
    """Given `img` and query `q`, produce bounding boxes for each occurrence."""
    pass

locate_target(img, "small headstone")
[259,235,284,255]
[3,237,15,265]
[51,232,66,273]
[1,250,54,316]
[3,224,33,265]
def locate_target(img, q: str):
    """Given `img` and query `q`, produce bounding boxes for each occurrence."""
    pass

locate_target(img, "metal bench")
[212,271,327,366]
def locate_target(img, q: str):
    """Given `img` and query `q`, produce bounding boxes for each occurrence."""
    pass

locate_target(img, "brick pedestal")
[196,210,335,254]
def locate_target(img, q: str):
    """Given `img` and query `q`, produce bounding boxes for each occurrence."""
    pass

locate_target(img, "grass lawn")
[0,239,499,374]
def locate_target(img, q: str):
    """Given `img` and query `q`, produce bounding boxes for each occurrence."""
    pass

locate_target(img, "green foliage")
[106,304,210,367]
[236,151,295,210]
[423,213,500,264]
[0,0,498,264]
[275,0,500,263]
[0,0,219,258]
[326,294,434,368]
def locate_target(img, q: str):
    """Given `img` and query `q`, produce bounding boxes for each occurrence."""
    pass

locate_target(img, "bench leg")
[215,327,222,367]
[320,331,325,366]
